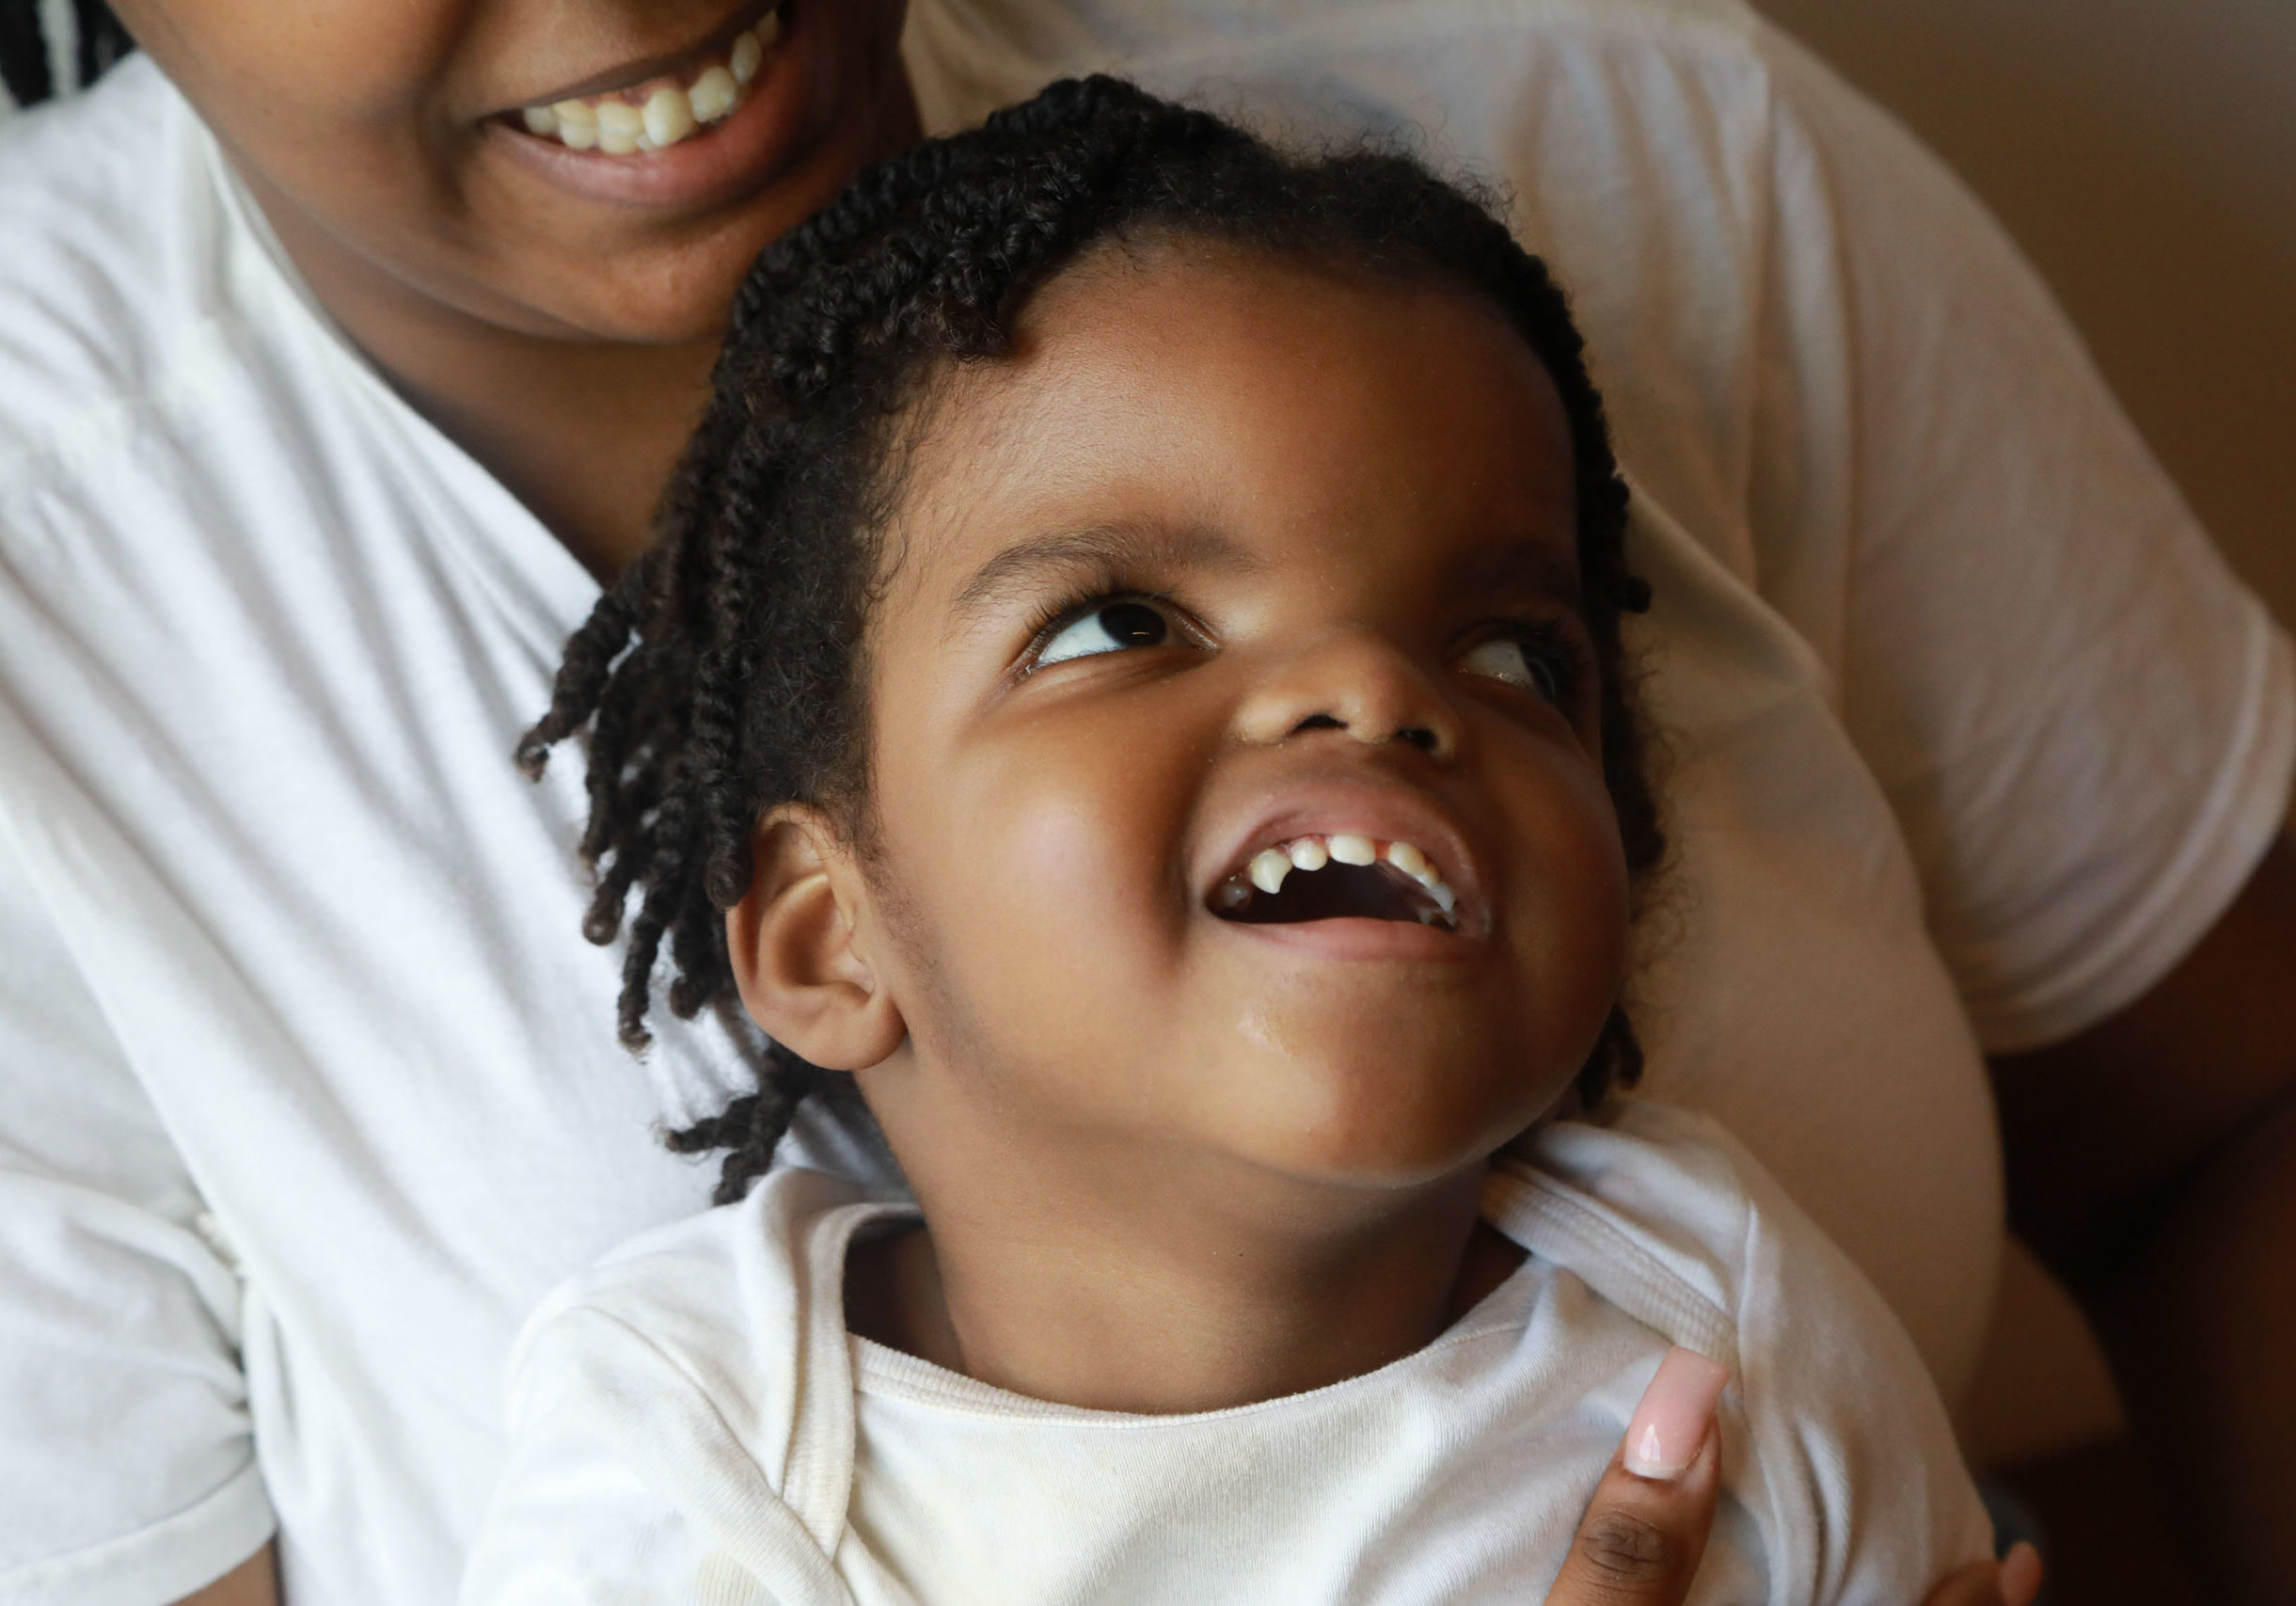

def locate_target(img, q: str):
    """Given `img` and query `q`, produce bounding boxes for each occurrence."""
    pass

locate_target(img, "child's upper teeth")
[1249,849,1292,895]
[515,12,781,155]
[1221,835,1461,928]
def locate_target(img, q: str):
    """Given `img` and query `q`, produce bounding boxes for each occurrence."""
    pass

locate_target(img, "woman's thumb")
[1544,1346,1730,1605]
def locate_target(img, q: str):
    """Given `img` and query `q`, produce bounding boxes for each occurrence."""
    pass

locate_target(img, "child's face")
[116,0,910,343]
[768,245,1631,1194]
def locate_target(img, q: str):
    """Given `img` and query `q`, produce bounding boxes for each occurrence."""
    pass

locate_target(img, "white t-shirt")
[0,1,2286,1601]
[460,1105,1995,1606]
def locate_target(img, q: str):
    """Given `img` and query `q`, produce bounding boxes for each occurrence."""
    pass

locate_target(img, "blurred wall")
[1752,0,2296,626]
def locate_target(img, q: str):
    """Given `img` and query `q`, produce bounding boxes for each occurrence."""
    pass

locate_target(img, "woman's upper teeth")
[517,11,780,154]
[1230,835,1458,913]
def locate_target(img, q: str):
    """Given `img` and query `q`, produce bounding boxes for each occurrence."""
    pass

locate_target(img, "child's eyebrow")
[1447,536,1585,612]
[952,521,1259,621]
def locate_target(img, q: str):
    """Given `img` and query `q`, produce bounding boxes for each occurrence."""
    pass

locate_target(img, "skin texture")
[108,0,920,577]
[98,1,2285,1600]
[735,248,1632,1413]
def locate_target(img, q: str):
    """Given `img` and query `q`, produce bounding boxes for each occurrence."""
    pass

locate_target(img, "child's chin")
[1211,1053,1555,1188]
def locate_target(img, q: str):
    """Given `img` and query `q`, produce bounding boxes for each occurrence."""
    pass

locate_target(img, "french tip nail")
[1623,1424,1682,1479]
[1621,1345,1731,1480]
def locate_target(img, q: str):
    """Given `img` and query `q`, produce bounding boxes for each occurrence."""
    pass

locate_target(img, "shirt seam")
[1487,1167,1736,1360]
[851,1313,1532,1423]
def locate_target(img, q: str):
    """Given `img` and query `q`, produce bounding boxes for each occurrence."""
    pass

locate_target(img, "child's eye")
[1035,598,1174,668]
[1457,635,1561,703]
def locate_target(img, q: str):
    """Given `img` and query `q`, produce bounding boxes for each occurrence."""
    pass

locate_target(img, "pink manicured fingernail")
[1998,1542,2043,1606]
[1623,1346,1730,1480]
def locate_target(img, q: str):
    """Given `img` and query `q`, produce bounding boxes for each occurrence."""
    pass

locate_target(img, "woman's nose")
[1231,632,1460,758]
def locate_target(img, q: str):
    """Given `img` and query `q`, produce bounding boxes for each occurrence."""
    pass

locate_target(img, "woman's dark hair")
[520,76,1662,1204]
[1,0,133,109]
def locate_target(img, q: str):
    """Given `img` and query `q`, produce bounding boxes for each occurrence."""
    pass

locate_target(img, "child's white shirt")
[462,1104,1992,1605]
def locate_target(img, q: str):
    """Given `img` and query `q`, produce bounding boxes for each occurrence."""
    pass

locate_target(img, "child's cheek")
[923,725,1194,1005]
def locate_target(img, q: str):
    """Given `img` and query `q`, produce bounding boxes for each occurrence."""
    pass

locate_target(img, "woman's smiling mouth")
[509,4,788,156]
[484,0,845,215]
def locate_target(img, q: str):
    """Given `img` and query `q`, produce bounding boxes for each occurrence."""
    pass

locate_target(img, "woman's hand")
[1543,1347,1726,1604]
[1544,1347,2045,1606]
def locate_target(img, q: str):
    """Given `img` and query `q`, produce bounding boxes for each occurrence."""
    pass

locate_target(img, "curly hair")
[520,76,1662,1204]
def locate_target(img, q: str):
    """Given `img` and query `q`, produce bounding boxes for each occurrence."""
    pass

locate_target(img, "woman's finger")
[1544,1347,1730,1605]
[1923,1542,2045,1606]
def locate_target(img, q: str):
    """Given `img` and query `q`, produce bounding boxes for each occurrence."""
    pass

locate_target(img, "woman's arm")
[1993,833,2296,1605]
[178,1546,278,1606]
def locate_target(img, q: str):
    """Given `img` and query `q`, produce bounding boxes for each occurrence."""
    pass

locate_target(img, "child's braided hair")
[0,0,133,108]
[520,76,1663,1204]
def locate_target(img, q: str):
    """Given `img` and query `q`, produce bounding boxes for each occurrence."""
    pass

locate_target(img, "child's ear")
[725,804,908,1072]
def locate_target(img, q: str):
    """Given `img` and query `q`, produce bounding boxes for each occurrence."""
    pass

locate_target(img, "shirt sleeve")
[0,782,274,1605]
[457,1328,720,1606]
[1716,1119,1998,1603]
[463,1302,854,1606]
[1509,1105,1996,1597]
[1740,24,2296,1052]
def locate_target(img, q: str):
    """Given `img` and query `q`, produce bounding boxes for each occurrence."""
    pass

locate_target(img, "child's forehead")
[1016,234,1538,378]
[886,245,1581,601]
[913,237,1563,446]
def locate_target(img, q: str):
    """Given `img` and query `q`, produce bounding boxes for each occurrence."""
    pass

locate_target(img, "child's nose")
[1232,632,1460,759]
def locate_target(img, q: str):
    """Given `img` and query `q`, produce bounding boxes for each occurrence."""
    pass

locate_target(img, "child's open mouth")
[1210,835,1462,933]
[507,2,789,156]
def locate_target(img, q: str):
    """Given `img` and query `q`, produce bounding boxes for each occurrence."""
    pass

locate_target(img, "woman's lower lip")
[485,14,815,212]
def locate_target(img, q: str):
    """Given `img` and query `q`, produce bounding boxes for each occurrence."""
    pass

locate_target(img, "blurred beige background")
[1754,0,2296,629]
[1748,0,2295,1480]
